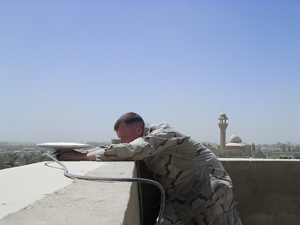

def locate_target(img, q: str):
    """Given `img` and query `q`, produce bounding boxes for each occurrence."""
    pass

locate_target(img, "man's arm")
[58,150,96,161]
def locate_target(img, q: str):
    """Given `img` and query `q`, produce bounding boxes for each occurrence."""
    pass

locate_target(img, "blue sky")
[1,0,299,145]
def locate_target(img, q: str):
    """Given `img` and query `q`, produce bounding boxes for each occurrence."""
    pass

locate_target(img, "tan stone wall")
[220,159,300,225]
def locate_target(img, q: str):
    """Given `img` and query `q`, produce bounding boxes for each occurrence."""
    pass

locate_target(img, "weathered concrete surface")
[2,158,300,225]
[0,161,139,225]
[0,161,100,219]
[220,159,300,225]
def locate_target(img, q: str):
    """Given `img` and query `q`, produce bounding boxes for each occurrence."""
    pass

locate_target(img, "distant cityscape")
[1,113,299,170]
[0,140,299,155]
[1,139,300,170]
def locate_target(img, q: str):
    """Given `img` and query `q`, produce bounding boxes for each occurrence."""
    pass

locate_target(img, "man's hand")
[58,150,96,161]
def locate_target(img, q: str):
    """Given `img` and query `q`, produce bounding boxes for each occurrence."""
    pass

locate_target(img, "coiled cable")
[43,153,165,225]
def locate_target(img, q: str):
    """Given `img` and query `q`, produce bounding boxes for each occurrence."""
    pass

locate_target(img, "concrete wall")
[138,159,300,225]
[220,159,300,225]
[0,161,140,225]
[1,159,300,225]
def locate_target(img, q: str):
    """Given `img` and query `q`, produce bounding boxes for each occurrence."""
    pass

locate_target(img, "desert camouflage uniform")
[94,122,242,224]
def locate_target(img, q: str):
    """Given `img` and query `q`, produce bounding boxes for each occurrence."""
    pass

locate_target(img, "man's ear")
[136,125,143,136]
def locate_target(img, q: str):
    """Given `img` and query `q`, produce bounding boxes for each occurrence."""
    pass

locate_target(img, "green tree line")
[0,151,49,170]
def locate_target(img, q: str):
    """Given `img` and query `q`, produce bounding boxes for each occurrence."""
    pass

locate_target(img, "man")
[59,112,242,225]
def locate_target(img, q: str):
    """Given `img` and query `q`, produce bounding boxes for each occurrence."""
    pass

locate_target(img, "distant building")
[213,112,251,157]
[226,134,251,157]
[268,152,300,159]
[218,112,228,150]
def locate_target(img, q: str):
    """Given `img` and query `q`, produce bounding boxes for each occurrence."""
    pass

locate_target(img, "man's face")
[116,122,143,143]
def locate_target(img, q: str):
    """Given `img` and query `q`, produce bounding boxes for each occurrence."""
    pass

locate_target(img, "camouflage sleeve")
[94,123,189,161]
[93,138,149,160]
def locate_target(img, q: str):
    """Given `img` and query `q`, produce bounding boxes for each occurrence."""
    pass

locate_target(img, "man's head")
[114,112,145,143]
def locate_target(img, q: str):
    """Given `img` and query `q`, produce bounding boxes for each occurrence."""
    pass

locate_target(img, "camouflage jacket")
[94,122,233,222]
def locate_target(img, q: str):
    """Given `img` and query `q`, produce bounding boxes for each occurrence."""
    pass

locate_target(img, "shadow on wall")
[137,161,161,225]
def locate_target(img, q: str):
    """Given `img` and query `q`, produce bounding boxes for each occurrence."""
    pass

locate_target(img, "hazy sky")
[1,0,299,145]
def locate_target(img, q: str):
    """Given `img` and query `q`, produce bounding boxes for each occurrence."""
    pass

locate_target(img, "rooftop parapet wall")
[220,159,300,225]
[1,159,300,225]
[137,159,300,225]
[0,161,139,225]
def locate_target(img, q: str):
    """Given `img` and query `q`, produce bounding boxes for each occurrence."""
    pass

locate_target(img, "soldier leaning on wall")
[59,112,242,225]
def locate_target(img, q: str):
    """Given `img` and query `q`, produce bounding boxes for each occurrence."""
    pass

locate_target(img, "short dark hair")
[114,112,145,131]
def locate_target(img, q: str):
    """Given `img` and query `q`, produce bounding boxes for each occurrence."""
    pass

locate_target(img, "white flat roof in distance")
[219,158,300,162]
[36,142,90,150]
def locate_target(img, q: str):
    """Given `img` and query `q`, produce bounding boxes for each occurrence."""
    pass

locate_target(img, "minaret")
[218,112,228,150]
